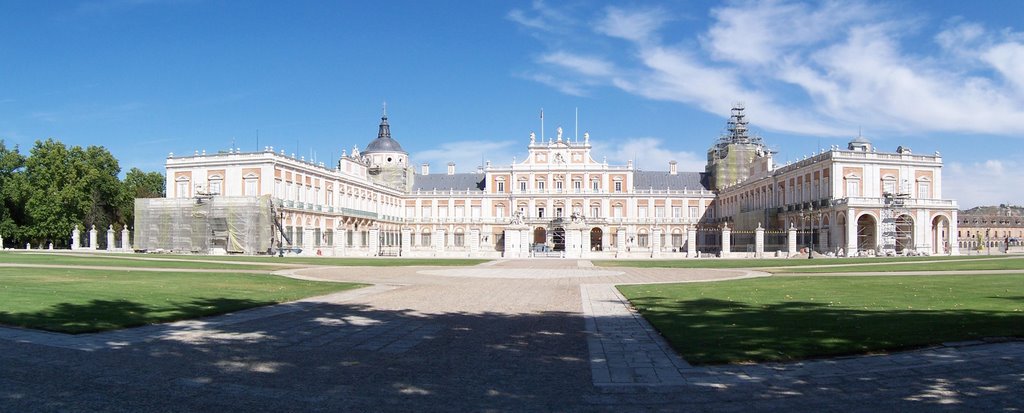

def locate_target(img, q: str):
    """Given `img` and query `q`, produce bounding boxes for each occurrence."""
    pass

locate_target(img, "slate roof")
[412,173,486,192]
[633,171,710,191]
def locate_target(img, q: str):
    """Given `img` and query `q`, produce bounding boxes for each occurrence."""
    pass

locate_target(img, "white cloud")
[597,6,668,44]
[510,1,1024,138]
[591,137,705,173]
[413,140,519,173]
[945,159,1024,208]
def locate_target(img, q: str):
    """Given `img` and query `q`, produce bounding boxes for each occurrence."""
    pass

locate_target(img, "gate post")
[89,225,98,250]
[401,227,412,256]
[720,223,731,258]
[755,223,765,258]
[72,225,81,250]
[651,227,662,258]
[686,226,697,258]
[616,226,627,257]
[787,223,797,257]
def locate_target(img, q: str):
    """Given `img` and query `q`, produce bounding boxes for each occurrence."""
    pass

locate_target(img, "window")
[406,206,415,218]
[688,206,699,218]
[672,207,682,218]
[536,180,545,191]
[638,232,649,247]
[591,206,600,218]
[592,180,600,191]
[455,206,465,218]
[176,179,190,198]
[421,232,431,246]
[555,207,563,217]
[555,180,563,192]
[496,205,505,218]
[845,177,860,197]
[519,181,527,192]
[496,181,505,192]
[244,178,258,196]
[454,231,465,247]
[537,207,545,218]
[655,207,665,218]
[471,206,481,219]
[638,207,648,218]
[614,181,622,192]
[573,180,582,193]
[613,205,623,218]
[438,207,448,218]
[883,178,896,195]
[275,180,282,198]
[672,233,683,247]
[917,181,931,198]
[421,206,431,219]
[208,178,222,195]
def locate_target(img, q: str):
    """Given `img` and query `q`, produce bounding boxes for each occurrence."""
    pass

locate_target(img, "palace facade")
[155,106,959,257]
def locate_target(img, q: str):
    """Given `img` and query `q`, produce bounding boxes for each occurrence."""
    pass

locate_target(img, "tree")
[0,141,26,247]
[120,167,165,227]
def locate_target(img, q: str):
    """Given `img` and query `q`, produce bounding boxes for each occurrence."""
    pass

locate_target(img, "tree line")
[0,139,165,249]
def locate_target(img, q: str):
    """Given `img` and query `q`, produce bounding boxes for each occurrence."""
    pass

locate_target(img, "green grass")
[768,257,1024,273]
[0,267,365,333]
[1,252,491,267]
[0,252,295,270]
[596,255,1004,269]
[618,274,1024,365]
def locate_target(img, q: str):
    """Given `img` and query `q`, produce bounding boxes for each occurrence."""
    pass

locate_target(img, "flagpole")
[540,108,545,142]
[575,107,578,142]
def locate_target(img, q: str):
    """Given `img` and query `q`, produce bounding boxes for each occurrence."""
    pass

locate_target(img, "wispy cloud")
[510,1,1024,138]
[591,137,705,173]
[945,159,1024,208]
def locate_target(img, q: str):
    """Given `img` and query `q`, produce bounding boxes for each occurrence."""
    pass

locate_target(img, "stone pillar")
[846,211,858,257]
[616,227,627,257]
[106,225,115,251]
[88,225,98,250]
[566,225,585,259]
[401,227,412,256]
[520,228,530,257]
[0,233,4,250]
[721,224,731,258]
[582,228,591,258]
[503,228,519,258]
[72,225,81,250]
[469,227,480,255]
[368,227,380,256]
[122,227,131,251]
[686,226,697,258]
[651,227,662,258]
[304,227,315,254]
[48,242,53,250]
[435,228,446,254]
[787,223,797,257]
[755,223,765,258]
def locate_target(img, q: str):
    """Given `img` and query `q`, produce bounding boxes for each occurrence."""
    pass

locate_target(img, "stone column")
[582,228,591,258]
[72,225,81,250]
[106,225,115,251]
[616,226,627,257]
[846,210,858,257]
[88,225,98,250]
[721,224,731,258]
[686,226,697,258]
[469,227,480,255]
[787,223,797,257]
[503,228,519,258]
[651,227,662,258]
[755,223,765,258]
[401,227,412,257]
[368,227,380,256]
[948,210,960,256]
[121,227,131,251]
[519,228,530,257]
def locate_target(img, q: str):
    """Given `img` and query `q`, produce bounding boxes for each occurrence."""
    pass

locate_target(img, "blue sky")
[1,0,1022,208]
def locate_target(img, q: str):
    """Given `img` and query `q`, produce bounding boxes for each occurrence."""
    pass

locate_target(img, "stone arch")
[590,227,603,251]
[856,213,877,252]
[931,214,951,255]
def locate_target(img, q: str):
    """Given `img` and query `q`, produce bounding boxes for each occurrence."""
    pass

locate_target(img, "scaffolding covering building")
[134,195,275,254]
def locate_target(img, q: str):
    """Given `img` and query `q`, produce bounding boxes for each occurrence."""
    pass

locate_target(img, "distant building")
[957,205,1024,250]
[143,105,960,257]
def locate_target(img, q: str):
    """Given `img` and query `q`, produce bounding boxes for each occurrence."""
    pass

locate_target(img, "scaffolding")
[134,195,275,254]
[880,189,912,255]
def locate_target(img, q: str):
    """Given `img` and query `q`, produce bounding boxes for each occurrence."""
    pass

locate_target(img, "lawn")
[767,257,1024,273]
[596,255,1002,269]
[1,252,491,268]
[618,274,1024,365]
[0,267,365,333]
[0,252,296,270]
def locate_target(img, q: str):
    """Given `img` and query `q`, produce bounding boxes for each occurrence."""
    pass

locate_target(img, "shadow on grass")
[0,297,275,334]
[631,297,1024,365]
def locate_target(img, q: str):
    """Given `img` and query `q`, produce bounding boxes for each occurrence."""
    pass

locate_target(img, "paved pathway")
[0,259,1021,412]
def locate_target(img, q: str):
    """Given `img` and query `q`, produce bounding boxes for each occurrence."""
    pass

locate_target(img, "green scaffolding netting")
[134,196,274,254]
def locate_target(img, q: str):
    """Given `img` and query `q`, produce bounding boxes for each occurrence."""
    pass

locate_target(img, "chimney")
[627,159,633,169]
[447,162,456,175]
[421,163,430,175]
[669,160,678,175]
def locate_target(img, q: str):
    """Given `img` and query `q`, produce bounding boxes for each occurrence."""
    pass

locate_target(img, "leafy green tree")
[23,139,88,247]
[120,167,165,227]
[0,141,27,247]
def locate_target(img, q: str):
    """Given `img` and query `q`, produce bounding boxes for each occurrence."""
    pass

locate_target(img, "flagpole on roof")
[540,108,544,142]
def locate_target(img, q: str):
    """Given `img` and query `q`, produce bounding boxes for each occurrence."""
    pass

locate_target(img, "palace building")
[136,106,959,258]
